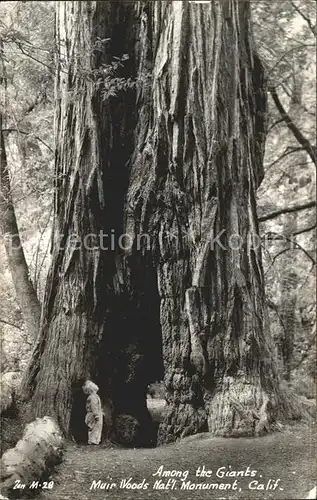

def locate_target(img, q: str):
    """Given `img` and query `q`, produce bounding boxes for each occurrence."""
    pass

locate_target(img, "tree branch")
[264,223,316,239]
[271,246,315,265]
[268,43,316,77]
[265,146,304,172]
[293,223,316,236]
[266,231,316,265]
[0,318,24,331]
[267,117,285,133]
[290,1,316,37]
[15,42,53,73]
[2,128,53,153]
[259,200,316,222]
[269,87,317,166]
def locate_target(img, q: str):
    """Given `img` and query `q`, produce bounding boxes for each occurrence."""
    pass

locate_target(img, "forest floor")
[38,407,316,500]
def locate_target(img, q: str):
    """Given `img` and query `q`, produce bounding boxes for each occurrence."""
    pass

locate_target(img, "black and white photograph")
[0,1,316,499]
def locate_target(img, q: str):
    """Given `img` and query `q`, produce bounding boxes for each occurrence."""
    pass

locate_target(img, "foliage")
[88,52,137,99]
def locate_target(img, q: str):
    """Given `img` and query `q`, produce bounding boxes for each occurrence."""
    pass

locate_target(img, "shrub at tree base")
[114,414,140,447]
[0,416,64,498]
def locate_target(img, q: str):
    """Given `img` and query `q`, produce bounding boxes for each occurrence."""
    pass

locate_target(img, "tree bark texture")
[126,0,280,442]
[23,2,158,445]
[24,0,285,444]
[0,115,41,341]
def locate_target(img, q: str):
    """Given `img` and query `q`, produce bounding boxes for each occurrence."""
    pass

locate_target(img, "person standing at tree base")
[83,380,103,445]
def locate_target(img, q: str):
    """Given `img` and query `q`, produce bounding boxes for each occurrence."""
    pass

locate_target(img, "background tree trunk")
[275,73,308,381]
[0,114,41,341]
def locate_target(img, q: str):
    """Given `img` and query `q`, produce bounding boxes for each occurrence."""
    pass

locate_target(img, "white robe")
[85,393,103,444]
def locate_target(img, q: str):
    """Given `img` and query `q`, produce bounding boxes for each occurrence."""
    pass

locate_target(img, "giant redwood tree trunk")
[23,1,161,445]
[126,0,282,442]
[24,0,285,444]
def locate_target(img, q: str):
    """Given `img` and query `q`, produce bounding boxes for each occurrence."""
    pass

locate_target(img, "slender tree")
[0,113,41,341]
[24,0,288,443]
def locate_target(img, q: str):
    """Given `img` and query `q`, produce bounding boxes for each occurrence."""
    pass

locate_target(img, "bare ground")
[37,421,316,500]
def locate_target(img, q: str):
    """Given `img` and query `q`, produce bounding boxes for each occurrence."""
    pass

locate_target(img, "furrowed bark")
[126,0,282,442]
[22,1,133,436]
[22,2,157,445]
